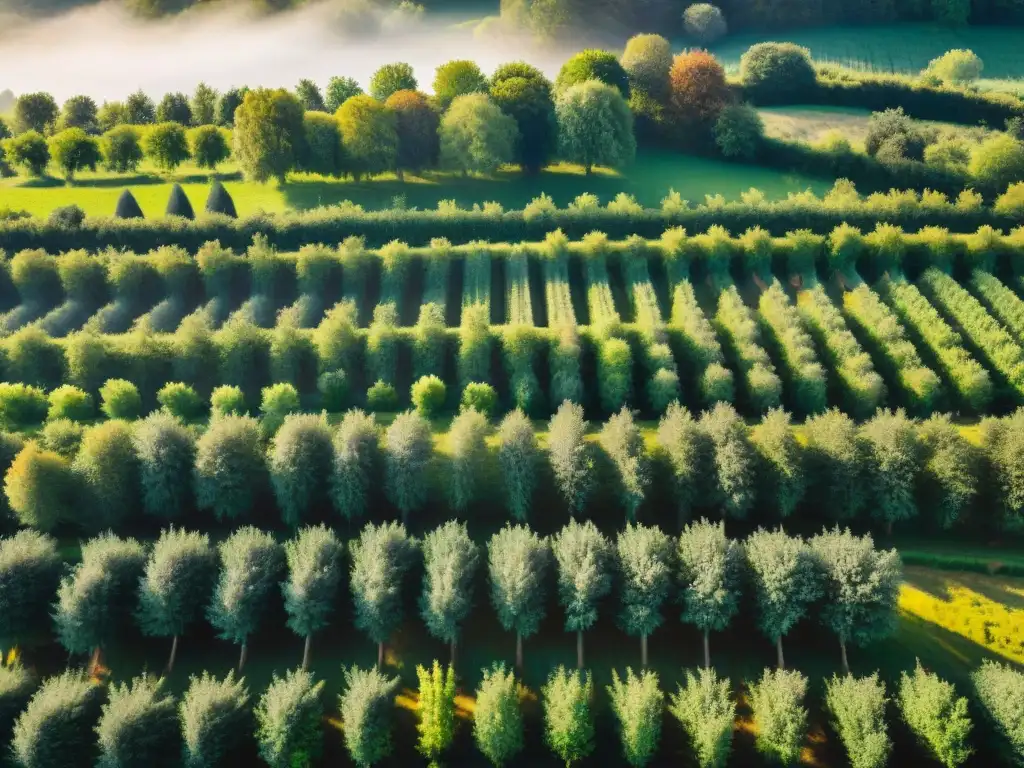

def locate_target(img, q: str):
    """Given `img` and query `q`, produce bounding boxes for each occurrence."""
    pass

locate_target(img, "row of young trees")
[0,521,900,677]
[4,656,1021,768]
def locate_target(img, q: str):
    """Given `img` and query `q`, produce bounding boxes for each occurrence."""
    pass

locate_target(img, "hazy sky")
[0,1,579,102]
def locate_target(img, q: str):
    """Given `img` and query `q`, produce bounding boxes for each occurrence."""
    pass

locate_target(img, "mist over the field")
[0,0,581,102]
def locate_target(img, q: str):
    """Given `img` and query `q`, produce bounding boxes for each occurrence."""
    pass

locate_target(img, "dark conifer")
[204,180,237,218]
[165,183,195,220]
[113,189,144,219]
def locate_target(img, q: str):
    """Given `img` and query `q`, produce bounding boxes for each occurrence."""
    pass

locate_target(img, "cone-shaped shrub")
[114,189,143,219]
[205,180,237,218]
[165,183,195,220]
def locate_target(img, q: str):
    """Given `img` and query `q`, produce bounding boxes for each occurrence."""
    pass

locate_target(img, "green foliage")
[99,379,141,420]
[420,520,479,645]
[0,383,48,429]
[330,409,378,522]
[295,79,326,112]
[969,134,1024,192]
[54,533,146,656]
[713,104,763,159]
[749,410,805,518]
[384,411,432,520]
[191,82,218,126]
[489,73,556,174]
[415,661,456,762]
[620,34,671,98]
[607,668,663,768]
[474,663,523,767]
[4,131,50,177]
[803,409,866,521]
[260,382,301,436]
[156,92,192,124]
[179,671,251,768]
[254,669,325,768]
[924,49,983,85]
[600,408,649,521]
[553,520,612,634]
[233,88,306,183]
[190,125,230,170]
[446,408,488,512]
[699,403,756,519]
[13,92,58,134]
[677,519,742,655]
[972,660,1024,763]
[461,382,497,417]
[440,94,518,176]
[11,672,105,768]
[744,529,821,660]
[597,336,632,416]
[556,81,635,174]
[917,414,978,529]
[194,415,267,521]
[156,382,202,420]
[338,666,400,767]
[865,108,926,160]
[739,43,816,104]
[336,96,398,180]
[270,413,333,528]
[657,402,705,519]
[542,667,594,767]
[488,524,549,641]
[369,63,418,102]
[124,90,156,125]
[48,129,100,181]
[0,531,61,648]
[326,77,363,112]
[668,668,734,768]
[899,661,973,767]
[548,401,593,516]
[207,527,284,653]
[300,111,344,177]
[366,380,398,412]
[46,384,92,422]
[411,375,446,417]
[748,668,808,766]
[615,523,672,644]
[96,675,178,768]
[282,525,343,650]
[143,122,189,172]
[556,50,629,98]
[137,528,216,646]
[714,284,781,413]
[497,409,538,522]
[4,443,76,532]
[824,673,891,768]
[683,4,727,44]
[349,522,417,647]
[860,409,920,529]
[73,420,140,531]
[433,60,488,110]
[210,385,246,417]
[0,661,36,745]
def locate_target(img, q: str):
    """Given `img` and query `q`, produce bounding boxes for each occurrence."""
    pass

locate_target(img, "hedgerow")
[715,285,782,414]
[969,269,1024,339]
[757,281,827,417]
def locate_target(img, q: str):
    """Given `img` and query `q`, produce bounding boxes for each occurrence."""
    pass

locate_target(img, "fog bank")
[0,0,581,103]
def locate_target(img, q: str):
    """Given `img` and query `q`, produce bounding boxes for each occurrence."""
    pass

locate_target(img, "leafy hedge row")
[2,180,1022,251]
[757,281,827,418]
[715,285,782,414]
[970,269,1024,339]
[623,253,681,414]
[668,280,735,408]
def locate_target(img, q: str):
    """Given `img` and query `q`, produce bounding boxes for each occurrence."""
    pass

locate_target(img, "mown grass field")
[0,149,832,218]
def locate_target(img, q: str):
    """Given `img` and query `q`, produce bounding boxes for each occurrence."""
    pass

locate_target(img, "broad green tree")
[542,666,595,767]
[194,414,267,522]
[349,522,418,667]
[232,88,306,183]
[474,663,523,767]
[601,408,650,522]
[384,90,439,177]
[898,662,972,768]
[330,409,379,523]
[11,672,105,768]
[336,96,398,180]
[433,60,488,109]
[73,420,140,532]
[415,661,456,764]
[744,529,822,669]
[440,94,518,176]
[136,529,217,673]
[48,128,100,181]
[96,674,178,768]
[548,401,593,516]
[553,520,612,668]
[283,525,344,669]
[445,408,488,512]
[191,82,218,125]
[972,660,1024,764]
[861,408,920,534]
[421,521,480,665]
[699,403,756,523]
[615,524,672,667]
[143,122,189,172]
[918,414,978,530]
[556,80,635,175]
[750,409,806,519]
[295,79,326,112]
[489,73,556,174]
[269,413,334,528]
[338,666,400,768]
[497,409,539,522]
[668,668,735,768]
[749,668,808,766]
[677,519,742,669]
[132,412,195,521]
[207,527,285,671]
[369,63,417,102]
[488,525,549,671]
[657,402,706,526]
[824,673,891,768]
[383,411,432,525]
[804,409,867,522]
[254,669,325,768]
[607,668,663,768]
[0,531,62,649]
[810,528,902,673]
[179,672,250,768]
[4,443,77,532]
[326,76,363,112]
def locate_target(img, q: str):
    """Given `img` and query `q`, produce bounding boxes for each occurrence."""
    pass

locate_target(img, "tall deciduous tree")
[283,525,344,670]
[657,402,706,527]
[295,79,326,112]
[488,525,549,671]
[861,408,920,534]
[433,60,488,110]
[54,533,146,671]
[336,95,398,180]
[383,411,432,525]
[971,660,1024,765]
[384,90,439,177]
[918,414,978,530]
[233,88,307,183]
[415,661,456,764]
[254,669,325,768]
[326,77,363,112]
[677,519,742,669]
[824,673,891,768]
[136,529,217,673]
[338,665,400,768]
[330,409,379,523]
[497,409,539,522]
[744,529,822,669]
[804,409,866,522]
[553,520,612,669]
[132,411,196,520]
[191,82,218,126]
[369,63,417,102]
[601,408,650,522]
[668,668,735,768]
[269,413,334,528]
[556,80,635,175]
[179,672,251,768]
[349,522,417,667]
[194,414,267,522]
[11,672,105,768]
[548,401,593,517]
[542,666,595,767]
[750,409,806,519]
[607,668,663,768]
[810,528,902,673]
[0,531,62,649]
[4,442,77,532]
[898,662,973,768]
[420,521,479,665]
[439,94,518,176]
[207,527,284,671]
[446,408,488,512]
[73,420,140,532]
[96,674,178,768]
[474,663,523,767]
[748,668,808,766]
[615,524,672,667]
[489,73,556,174]
[699,403,756,523]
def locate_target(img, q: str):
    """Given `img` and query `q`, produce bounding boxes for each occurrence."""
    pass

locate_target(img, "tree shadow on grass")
[903,565,1024,610]
[14,171,242,189]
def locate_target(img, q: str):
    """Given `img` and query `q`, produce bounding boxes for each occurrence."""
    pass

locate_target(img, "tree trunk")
[776,636,785,670]
[238,642,248,673]
[577,630,584,669]
[641,634,648,668]
[89,646,101,677]
[450,637,457,668]
[840,638,849,675]
[167,635,179,674]
[378,641,384,669]
[515,633,523,673]
[397,169,404,182]
[302,634,312,671]
[703,631,710,670]
[585,164,592,176]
